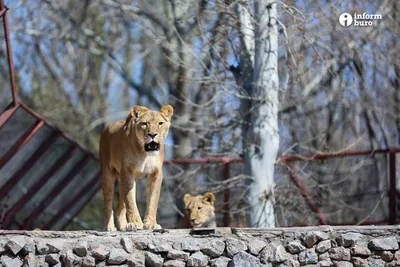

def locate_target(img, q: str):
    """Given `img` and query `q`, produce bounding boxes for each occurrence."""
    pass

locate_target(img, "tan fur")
[178,192,217,228]
[99,105,173,231]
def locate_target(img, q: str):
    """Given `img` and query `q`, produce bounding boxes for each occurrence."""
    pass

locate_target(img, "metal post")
[1,1,18,106]
[389,150,397,224]
[223,162,231,227]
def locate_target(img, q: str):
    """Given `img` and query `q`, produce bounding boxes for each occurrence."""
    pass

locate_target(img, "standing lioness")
[99,105,173,231]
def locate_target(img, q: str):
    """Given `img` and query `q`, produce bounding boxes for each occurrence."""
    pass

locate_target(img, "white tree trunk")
[236,0,279,227]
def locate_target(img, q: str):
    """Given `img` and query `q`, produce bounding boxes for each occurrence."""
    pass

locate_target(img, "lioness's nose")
[148,132,157,139]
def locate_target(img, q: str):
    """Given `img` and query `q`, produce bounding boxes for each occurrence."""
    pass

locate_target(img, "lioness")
[99,105,173,231]
[179,192,217,228]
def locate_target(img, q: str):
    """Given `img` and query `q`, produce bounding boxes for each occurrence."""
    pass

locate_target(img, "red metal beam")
[0,119,44,169]
[278,148,400,163]
[0,130,60,202]
[286,163,328,225]
[23,155,91,229]
[164,156,243,165]
[43,171,101,230]
[1,2,18,105]
[0,8,6,17]
[2,145,79,228]
[389,150,397,225]
[164,149,400,165]
[0,1,5,15]
[0,102,19,128]
[18,102,99,161]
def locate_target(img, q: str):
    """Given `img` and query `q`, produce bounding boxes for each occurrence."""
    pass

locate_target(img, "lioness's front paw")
[106,225,117,232]
[143,222,162,230]
[125,222,143,232]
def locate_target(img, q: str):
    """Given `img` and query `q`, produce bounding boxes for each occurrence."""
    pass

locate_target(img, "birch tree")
[233,0,279,227]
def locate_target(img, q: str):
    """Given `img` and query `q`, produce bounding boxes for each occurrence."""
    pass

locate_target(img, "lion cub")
[179,192,217,228]
[99,105,173,231]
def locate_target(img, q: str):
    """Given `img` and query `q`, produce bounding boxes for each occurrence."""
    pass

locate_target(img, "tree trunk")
[235,0,279,227]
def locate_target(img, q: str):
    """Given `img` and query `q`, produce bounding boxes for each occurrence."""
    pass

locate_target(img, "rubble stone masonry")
[0,225,400,266]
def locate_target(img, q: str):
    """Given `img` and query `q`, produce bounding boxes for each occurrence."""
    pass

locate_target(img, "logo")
[339,12,382,27]
[339,13,353,27]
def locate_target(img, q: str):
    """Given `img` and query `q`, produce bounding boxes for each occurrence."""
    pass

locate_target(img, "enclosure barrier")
[1,226,400,266]
[166,147,400,227]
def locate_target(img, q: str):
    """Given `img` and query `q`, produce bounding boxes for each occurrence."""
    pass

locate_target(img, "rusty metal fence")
[164,148,400,228]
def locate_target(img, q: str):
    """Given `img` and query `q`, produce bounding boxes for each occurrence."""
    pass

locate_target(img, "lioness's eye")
[159,122,164,126]
[141,122,147,127]
[198,207,201,210]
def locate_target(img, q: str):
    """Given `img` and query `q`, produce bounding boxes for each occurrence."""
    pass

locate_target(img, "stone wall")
[0,226,399,267]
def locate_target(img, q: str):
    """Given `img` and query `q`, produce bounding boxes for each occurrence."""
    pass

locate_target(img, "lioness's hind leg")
[101,168,117,231]
[117,181,127,231]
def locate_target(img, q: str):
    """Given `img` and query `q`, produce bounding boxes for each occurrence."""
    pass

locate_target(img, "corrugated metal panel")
[0,0,101,230]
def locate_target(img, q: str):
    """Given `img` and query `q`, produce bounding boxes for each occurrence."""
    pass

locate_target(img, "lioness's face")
[136,111,169,152]
[184,192,216,228]
[128,105,173,154]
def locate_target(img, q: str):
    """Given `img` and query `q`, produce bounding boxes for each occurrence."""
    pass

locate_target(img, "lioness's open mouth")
[145,141,160,152]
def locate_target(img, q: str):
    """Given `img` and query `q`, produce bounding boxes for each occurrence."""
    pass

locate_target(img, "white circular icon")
[339,13,353,27]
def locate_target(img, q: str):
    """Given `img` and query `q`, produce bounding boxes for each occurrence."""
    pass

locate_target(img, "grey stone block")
[287,241,306,254]
[45,253,60,265]
[248,239,267,255]
[226,238,247,257]
[336,233,362,247]
[107,248,128,265]
[82,256,96,267]
[164,259,186,267]
[369,237,399,251]
[329,247,351,261]
[121,237,133,254]
[127,252,145,267]
[260,244,289,264]
[0,254,23,267]
[228,251,266,267]
[200,238,225,257]
[299,248,318,265]
[5,236,26,255]
[167,249,189,261]
[210,256,231,267]
[145,251,163,267]
[316,240,332,254]
[73,241,88,257]
[187,251,209,267]
[90,244,109,261]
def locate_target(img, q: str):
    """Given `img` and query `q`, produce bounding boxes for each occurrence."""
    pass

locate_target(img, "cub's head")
[183,192,216,228]
[125,105,173,154]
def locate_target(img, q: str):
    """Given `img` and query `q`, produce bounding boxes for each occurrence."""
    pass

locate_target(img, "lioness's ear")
[160,105,174,121]
[202,192,215,205]
[130,105,149,121]
[183,194,192,206]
